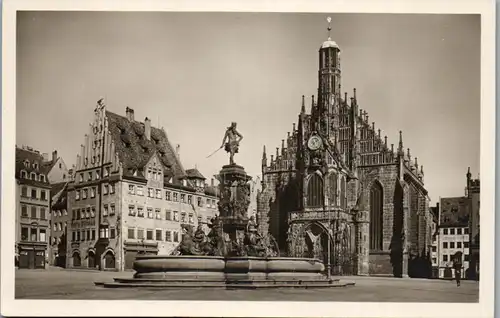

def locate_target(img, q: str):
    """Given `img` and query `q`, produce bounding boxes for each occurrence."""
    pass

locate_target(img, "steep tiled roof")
[440,197,470,227]
[51,181,67,197]
[105,111,187,183]
[52,182,68,210]
[186,168,205,180]
[15,147,51,188]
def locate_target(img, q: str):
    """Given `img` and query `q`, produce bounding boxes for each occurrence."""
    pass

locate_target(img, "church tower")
[315,17,342,142]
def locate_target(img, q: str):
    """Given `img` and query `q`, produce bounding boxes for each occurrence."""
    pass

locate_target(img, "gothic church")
[256,23,433,277]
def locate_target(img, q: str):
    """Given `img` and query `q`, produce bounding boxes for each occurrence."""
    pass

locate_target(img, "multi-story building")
[430,204,439,278]
[15,146,52,269]
[466,168,480,280]
[49,181,70,267]
[437,197,470,279]
[42,150,70,184]
[66,104,218,271]
[257,21,432,277]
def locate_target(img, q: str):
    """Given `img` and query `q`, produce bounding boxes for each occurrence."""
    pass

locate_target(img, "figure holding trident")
[214,122,243,165]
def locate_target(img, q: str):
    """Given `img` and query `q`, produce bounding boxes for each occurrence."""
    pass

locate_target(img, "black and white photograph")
[1,0,495,317]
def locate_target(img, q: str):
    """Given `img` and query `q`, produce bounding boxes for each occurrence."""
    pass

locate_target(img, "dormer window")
[20,170,27,179]
[33,163,39,169]
[133,169,138,177]
[24,160,30,168]
[30,172,37,180]
[40,174,46,182]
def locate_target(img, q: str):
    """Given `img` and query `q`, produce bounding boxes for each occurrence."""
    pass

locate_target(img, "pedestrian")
[452,253,463,287]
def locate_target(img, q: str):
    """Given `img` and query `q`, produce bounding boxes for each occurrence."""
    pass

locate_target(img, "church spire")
[301,95,305,113]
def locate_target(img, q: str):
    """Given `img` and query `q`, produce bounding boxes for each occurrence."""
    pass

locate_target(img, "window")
[31,206,37,218]
[147,170,152,179]
[21,205,28,217]
[40,190,46,201]
[31,188,37,199]
[104,167,110,177]
[443,242,448,249]
[30,172,37,180]
[138,207,144,218]
[79,173,84,182]
[80,209,85,219]
[432,246,437,252]
[58,223,62,231]
[103,184,108,195]
[443,229,448,235]
[103,205,109,216]
[457,242,462,249]
[173,193,178,202]
[156,229,162,241]
[146,230,153,240]
[91,230,96,240]
[137,229,144,239]
[86,208,90,219]
[109,183,115,194]
[128,205,135,216]
[137,186,144,196]
[31,228,37,241]
[166,210,172,220]
[148,188,154,198]
[188,195,192,205]
[81,230,86,241]
[100,227,109,239]
[21,227,29,241]
[181,212,186,223]
[82,189,88,199]
[197,197,202,207]
[166,191,171,201]
[40,174,46,182]
[128,228,135,239]
[188,213,194,224]
[464,254,469,261]
[88,172,93,181]
[72,231,76,242]
[110,205,115,216]
[450,228,455,235]
[152,171,157,180]
[457,228,462,235]
[369,181,383,251]
[443,255,448,262]
[156,189,162,199]
[173,211,179,221]
[307,174,324,207]
[147,208,154,219]
[329,173,338,206]
[464,242,469,248]
[128,185,135,195]
[166,231,172,242]
[155,209,161,220]
[432,257,437,264]
[76,190,80,200]
[110,228,116,239]
[173,231,179,242]
[464,228,469,234]
[24,160,29,168]
[39,229,46,242]
[63,209,68,216]
[87,229,91,241]
[90,187,96,198]
[40,208,46,220]
[181,194,186,203]
[21,186,28,197]
[96,170,100,180]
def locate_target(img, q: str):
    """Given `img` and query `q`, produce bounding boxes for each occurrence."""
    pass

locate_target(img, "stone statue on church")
[220,122,243,165]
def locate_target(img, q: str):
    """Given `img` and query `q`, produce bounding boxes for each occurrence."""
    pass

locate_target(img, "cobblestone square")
[15,269,479,302]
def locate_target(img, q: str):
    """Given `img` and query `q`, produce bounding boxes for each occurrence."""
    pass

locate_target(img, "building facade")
[437,197,470,279]
[66,104,218,271]
[43,150,70,184]
[430,205,439,278]
[49,181,70,267]
[466,168,480,280]
[15,146,52,269]
[257,28,432,277]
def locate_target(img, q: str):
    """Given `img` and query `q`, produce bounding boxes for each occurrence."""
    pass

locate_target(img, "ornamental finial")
[327,17,332,40]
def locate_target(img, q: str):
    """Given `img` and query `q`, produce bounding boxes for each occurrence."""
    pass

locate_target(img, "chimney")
[52,150,58,162]
[42,153,49,162]
[144,117,151,140]
[126,107,135,121]
[211,178,214,187]
[176,144,180,157]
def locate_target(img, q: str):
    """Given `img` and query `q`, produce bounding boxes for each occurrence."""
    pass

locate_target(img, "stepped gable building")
[66,102,218,271]
[15,146,52,269]
[257,22,432,277]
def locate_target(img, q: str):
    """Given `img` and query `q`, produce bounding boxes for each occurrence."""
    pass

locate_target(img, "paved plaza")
[15,268,479,302]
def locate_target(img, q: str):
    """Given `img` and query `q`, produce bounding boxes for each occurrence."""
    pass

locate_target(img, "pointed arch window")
[369,181,384,250]
[328,173,338,206]
[307,174,324,207]
[340,176,346,209]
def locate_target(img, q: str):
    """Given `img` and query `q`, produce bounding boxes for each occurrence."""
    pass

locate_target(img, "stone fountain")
[95,123,354,289]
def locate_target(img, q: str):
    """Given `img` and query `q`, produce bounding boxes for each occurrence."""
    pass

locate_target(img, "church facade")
[256,32,433,277]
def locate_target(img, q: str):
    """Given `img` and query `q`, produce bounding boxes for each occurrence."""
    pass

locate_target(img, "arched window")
[20,170,27,179]
[307,174,324,207]
[30,172,37,180]
[328,173,338,206]
[369,181,384,250]
[340,177,346,209]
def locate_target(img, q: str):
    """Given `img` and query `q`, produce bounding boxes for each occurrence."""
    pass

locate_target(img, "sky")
[16,12,480,204]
